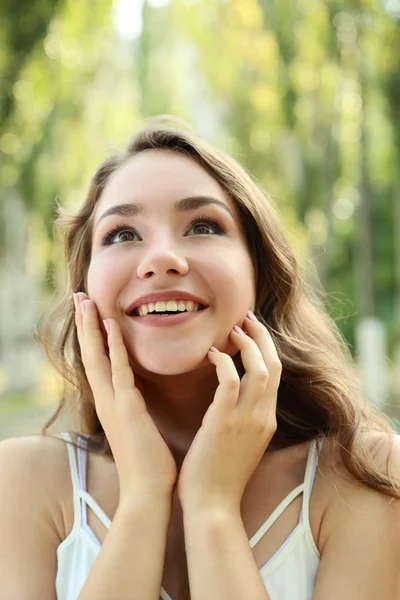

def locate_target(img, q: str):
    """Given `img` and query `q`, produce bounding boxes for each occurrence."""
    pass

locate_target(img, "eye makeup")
[100,214,226,246]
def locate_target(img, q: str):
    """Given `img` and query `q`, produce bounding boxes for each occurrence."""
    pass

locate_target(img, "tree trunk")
[354,49,375,319]
[394,182,400,402]
[353,18,389,408]
[0,193,40,395]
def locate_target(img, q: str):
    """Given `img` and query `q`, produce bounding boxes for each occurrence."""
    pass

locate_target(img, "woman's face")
[88,150,256,376]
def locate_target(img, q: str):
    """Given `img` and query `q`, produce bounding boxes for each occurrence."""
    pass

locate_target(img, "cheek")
[205,251,255,306]
[87,257,126,305]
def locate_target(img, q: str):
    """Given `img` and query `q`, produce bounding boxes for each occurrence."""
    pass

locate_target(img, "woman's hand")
[176,311,281,514]
[74,293,178,504]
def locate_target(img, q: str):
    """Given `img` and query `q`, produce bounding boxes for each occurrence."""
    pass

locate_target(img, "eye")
[187,216,225,236]
[101,223,138,246]
[101,215,225,246]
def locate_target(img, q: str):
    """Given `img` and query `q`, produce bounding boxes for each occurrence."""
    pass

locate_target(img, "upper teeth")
[135,300,201,317]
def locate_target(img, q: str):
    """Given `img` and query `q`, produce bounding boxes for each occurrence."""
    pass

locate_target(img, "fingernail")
[233,325,245,334]
[80,301,88,315]
[209,346,218,352]
[73,293,78,309]
[103,319,110,334]
[246,309,258,321]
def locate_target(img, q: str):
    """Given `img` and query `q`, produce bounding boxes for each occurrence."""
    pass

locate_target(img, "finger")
[78,298,114,408]
[106,318,143,409]
[207,349,240,419]
[230,326,272,413]
[240,318,282,415]
[73,292,87,350]
[74,292,93,359]
[243,317,282,390]
[74,292,107,352]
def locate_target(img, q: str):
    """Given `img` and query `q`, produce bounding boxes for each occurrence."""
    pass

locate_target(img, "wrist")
[182,503,242,547]
[181,497,241,521]
[119,490,173,515]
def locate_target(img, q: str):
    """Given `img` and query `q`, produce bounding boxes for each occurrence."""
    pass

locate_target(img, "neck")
[138,353,245,466]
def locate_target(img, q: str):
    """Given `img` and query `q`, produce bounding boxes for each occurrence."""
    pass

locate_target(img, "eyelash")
[101,215,225,246]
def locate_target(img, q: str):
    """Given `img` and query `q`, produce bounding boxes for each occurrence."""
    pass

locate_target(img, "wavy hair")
[38,117,400,498]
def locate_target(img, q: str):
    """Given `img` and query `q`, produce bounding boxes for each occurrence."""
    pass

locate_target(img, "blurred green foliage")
[0,0,399,365]
[0,392,32,413]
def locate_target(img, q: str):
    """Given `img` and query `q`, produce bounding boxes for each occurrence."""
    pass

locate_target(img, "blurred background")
[0,0,399,440]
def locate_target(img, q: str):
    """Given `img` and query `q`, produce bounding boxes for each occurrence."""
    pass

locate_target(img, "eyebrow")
[94,196,234,230]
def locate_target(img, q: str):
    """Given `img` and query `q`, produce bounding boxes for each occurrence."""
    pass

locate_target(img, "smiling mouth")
[130,305,207,317]
[127,306,209,327]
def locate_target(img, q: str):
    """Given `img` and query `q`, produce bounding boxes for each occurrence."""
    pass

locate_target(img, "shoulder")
[310,433,400,598]
[317,431,400,490]
[0,432,77,478]
[0,433,72,479]
[317,432,400,553]
[0,433,77,542]
[0,434,83,595]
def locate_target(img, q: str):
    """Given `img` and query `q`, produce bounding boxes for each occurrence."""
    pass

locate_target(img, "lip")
[125,290,209,315]
[128,307,208,327]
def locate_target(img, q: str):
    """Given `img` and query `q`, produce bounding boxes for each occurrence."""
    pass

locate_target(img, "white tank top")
[56,432,322,600]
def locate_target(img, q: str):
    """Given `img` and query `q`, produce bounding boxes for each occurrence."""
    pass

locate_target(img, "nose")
[136,244,189,279]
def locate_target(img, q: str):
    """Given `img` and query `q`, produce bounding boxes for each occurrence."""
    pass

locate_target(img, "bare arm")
[311,435,400,600]
[183,507,270,600]
[72,296,178,598]
[78,496,172,600]
[183,434,400,600]
[0,436,60,600]
[177,312,279,599]
[0,436,173,600]
[183,491,400,600]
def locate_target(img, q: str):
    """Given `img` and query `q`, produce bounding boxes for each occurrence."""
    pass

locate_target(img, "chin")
[132,353,210,377]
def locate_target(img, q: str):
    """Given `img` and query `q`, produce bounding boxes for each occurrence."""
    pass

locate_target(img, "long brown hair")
[38,117,400,498]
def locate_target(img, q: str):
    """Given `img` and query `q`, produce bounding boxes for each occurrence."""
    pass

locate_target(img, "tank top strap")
[60,431,82,531]
[76,433,90,527]
[77,433,113,529]
[299,437,322,526]
[249,482,304,548]
[249,438,321,549]
[160,588,174,600]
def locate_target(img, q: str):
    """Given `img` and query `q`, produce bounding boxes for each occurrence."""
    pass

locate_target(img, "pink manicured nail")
[246,310,258,321]
[80,301,88,315]
[209,346,218,352]
[103,319,110,334]
[233,325,245,334]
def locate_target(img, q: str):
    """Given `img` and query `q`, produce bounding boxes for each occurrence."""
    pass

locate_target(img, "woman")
[0,119,399,600]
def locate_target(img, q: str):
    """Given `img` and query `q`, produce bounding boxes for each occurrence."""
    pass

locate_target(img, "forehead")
[94,149,234,217]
